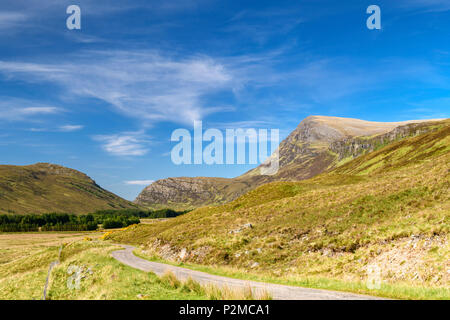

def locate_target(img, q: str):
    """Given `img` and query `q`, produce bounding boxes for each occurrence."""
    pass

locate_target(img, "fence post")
[42,245,63,300]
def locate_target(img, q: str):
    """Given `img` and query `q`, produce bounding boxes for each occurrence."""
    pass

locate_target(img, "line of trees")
[0,213,97,232]
[91,208,188,229]
[0,208,189,232]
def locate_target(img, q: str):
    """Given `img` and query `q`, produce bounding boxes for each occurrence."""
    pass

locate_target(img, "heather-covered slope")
[108,120,450,291]
[135,116,442,210]
[0,163,138,214]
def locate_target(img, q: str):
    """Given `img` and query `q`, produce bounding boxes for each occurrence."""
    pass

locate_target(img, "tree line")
[0,208,189,232]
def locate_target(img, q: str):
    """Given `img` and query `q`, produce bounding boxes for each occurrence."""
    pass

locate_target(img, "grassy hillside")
[0,163,138,215]
[108,120,450,298]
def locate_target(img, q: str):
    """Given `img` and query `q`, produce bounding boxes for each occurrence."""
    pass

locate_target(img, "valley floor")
[0,232,209,300]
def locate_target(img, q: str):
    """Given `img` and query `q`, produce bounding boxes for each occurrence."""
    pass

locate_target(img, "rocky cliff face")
[135,116,440,209]
[329,121,438,161]
[135,177,235,210]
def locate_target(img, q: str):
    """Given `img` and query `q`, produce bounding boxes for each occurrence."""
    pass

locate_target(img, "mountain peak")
[294,116,440,144]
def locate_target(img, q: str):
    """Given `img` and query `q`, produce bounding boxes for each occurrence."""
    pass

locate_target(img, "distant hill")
[135,116,443,210]
[0,163,138,214]
[108,119,450,290]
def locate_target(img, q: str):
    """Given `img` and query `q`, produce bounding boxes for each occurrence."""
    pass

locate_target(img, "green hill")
[0,163,138,214]
[108,119,450,294]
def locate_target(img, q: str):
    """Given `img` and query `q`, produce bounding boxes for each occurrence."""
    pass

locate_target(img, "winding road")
[111,244,383,300]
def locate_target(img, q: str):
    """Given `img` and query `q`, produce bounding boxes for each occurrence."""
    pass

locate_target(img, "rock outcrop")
[134,177,245,210]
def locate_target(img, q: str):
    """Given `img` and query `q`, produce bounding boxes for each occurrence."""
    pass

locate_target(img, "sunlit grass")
[134,249,449,300]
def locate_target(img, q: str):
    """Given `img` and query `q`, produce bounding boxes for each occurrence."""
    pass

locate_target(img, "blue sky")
[0,0,449,200]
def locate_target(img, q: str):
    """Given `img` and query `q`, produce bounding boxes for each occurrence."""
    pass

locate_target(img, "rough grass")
[159,271,272,300]
[0,231,103,265]
[0,233,272,300]
[0,239,208,300]
[134,249,449,300]
[107,123,450,299]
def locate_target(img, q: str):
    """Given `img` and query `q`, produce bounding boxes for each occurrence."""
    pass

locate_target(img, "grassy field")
[0,232,271,300]
[107,122,450,300]
[0,231,103,265]
[0,232,206,299]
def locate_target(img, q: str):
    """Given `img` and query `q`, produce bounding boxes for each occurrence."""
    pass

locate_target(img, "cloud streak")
[0,49,448,158]
[0,98,63,122]
[124,180,154,185]
[0,12,28,31]
[93,131,151,156]
[0,51,234,126]
[59,125,84,132]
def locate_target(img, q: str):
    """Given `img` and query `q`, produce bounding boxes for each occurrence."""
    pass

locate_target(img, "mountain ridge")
[135,116,444,210]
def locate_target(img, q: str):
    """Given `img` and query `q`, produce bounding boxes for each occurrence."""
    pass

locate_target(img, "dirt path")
[111,244,384,300]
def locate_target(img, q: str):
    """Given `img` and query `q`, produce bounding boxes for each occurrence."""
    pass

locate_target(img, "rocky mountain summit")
[135,116,441,210]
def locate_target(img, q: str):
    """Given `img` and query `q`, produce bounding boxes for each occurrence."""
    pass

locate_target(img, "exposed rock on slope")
[0,163,137,214]
[136,116,442,210]
[135,177,252,210]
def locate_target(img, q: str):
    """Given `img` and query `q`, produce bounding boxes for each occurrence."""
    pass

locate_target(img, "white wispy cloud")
[212,120,275,129]
[0,61,65,74]
[29,124,84,132]
[59,125,84,132]
[93,132,151,156]
[29,128,48,132]
[0,61,64,73]
[0,12,27,31]
[0,50,448,142]
[124,180,154,186]
[0,51,234,126]
[20,107,60,115]
[0,99,62,121]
